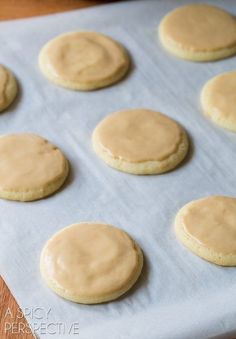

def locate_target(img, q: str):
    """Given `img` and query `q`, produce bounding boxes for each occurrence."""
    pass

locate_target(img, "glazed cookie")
[40,222,143,304]
[0,65,17,112]
[201,71,236,132]
[159,4,236,61]
[175,196,236,266]
[0,133,69,201]
[92,109,188,174]
[39,31,130,90]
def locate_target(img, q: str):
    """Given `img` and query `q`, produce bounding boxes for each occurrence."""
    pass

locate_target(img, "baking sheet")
[1,0,236,338]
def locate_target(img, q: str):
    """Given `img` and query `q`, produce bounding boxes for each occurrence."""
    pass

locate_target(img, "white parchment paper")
[1,1,236,338]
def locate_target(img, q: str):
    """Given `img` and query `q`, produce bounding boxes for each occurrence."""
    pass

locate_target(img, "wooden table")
[0,1,117,338]
[0,0,116,20]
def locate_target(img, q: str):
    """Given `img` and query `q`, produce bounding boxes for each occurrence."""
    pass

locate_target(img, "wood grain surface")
[0,1,117,338]
[0,277,34,338]
[0,0,117,20]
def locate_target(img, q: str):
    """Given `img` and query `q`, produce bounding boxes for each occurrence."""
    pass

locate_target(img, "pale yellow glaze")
[181,196,236,254]
[39,32,129,90]
[0,134,67,192]
[40,223,142,301]
[0,65,9,107]
[201,71,236,131]
[160,4,236,52]
[93,109,184,162]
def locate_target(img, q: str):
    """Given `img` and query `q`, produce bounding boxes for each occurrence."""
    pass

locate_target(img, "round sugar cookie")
[40,222,143,304]
[201,71,236,132]
[175,196,236,266]
[39,31,130,91]
[0,65,17,112]
[159,4,236,61]
[0,133,69,201]
[92,109,189,175]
